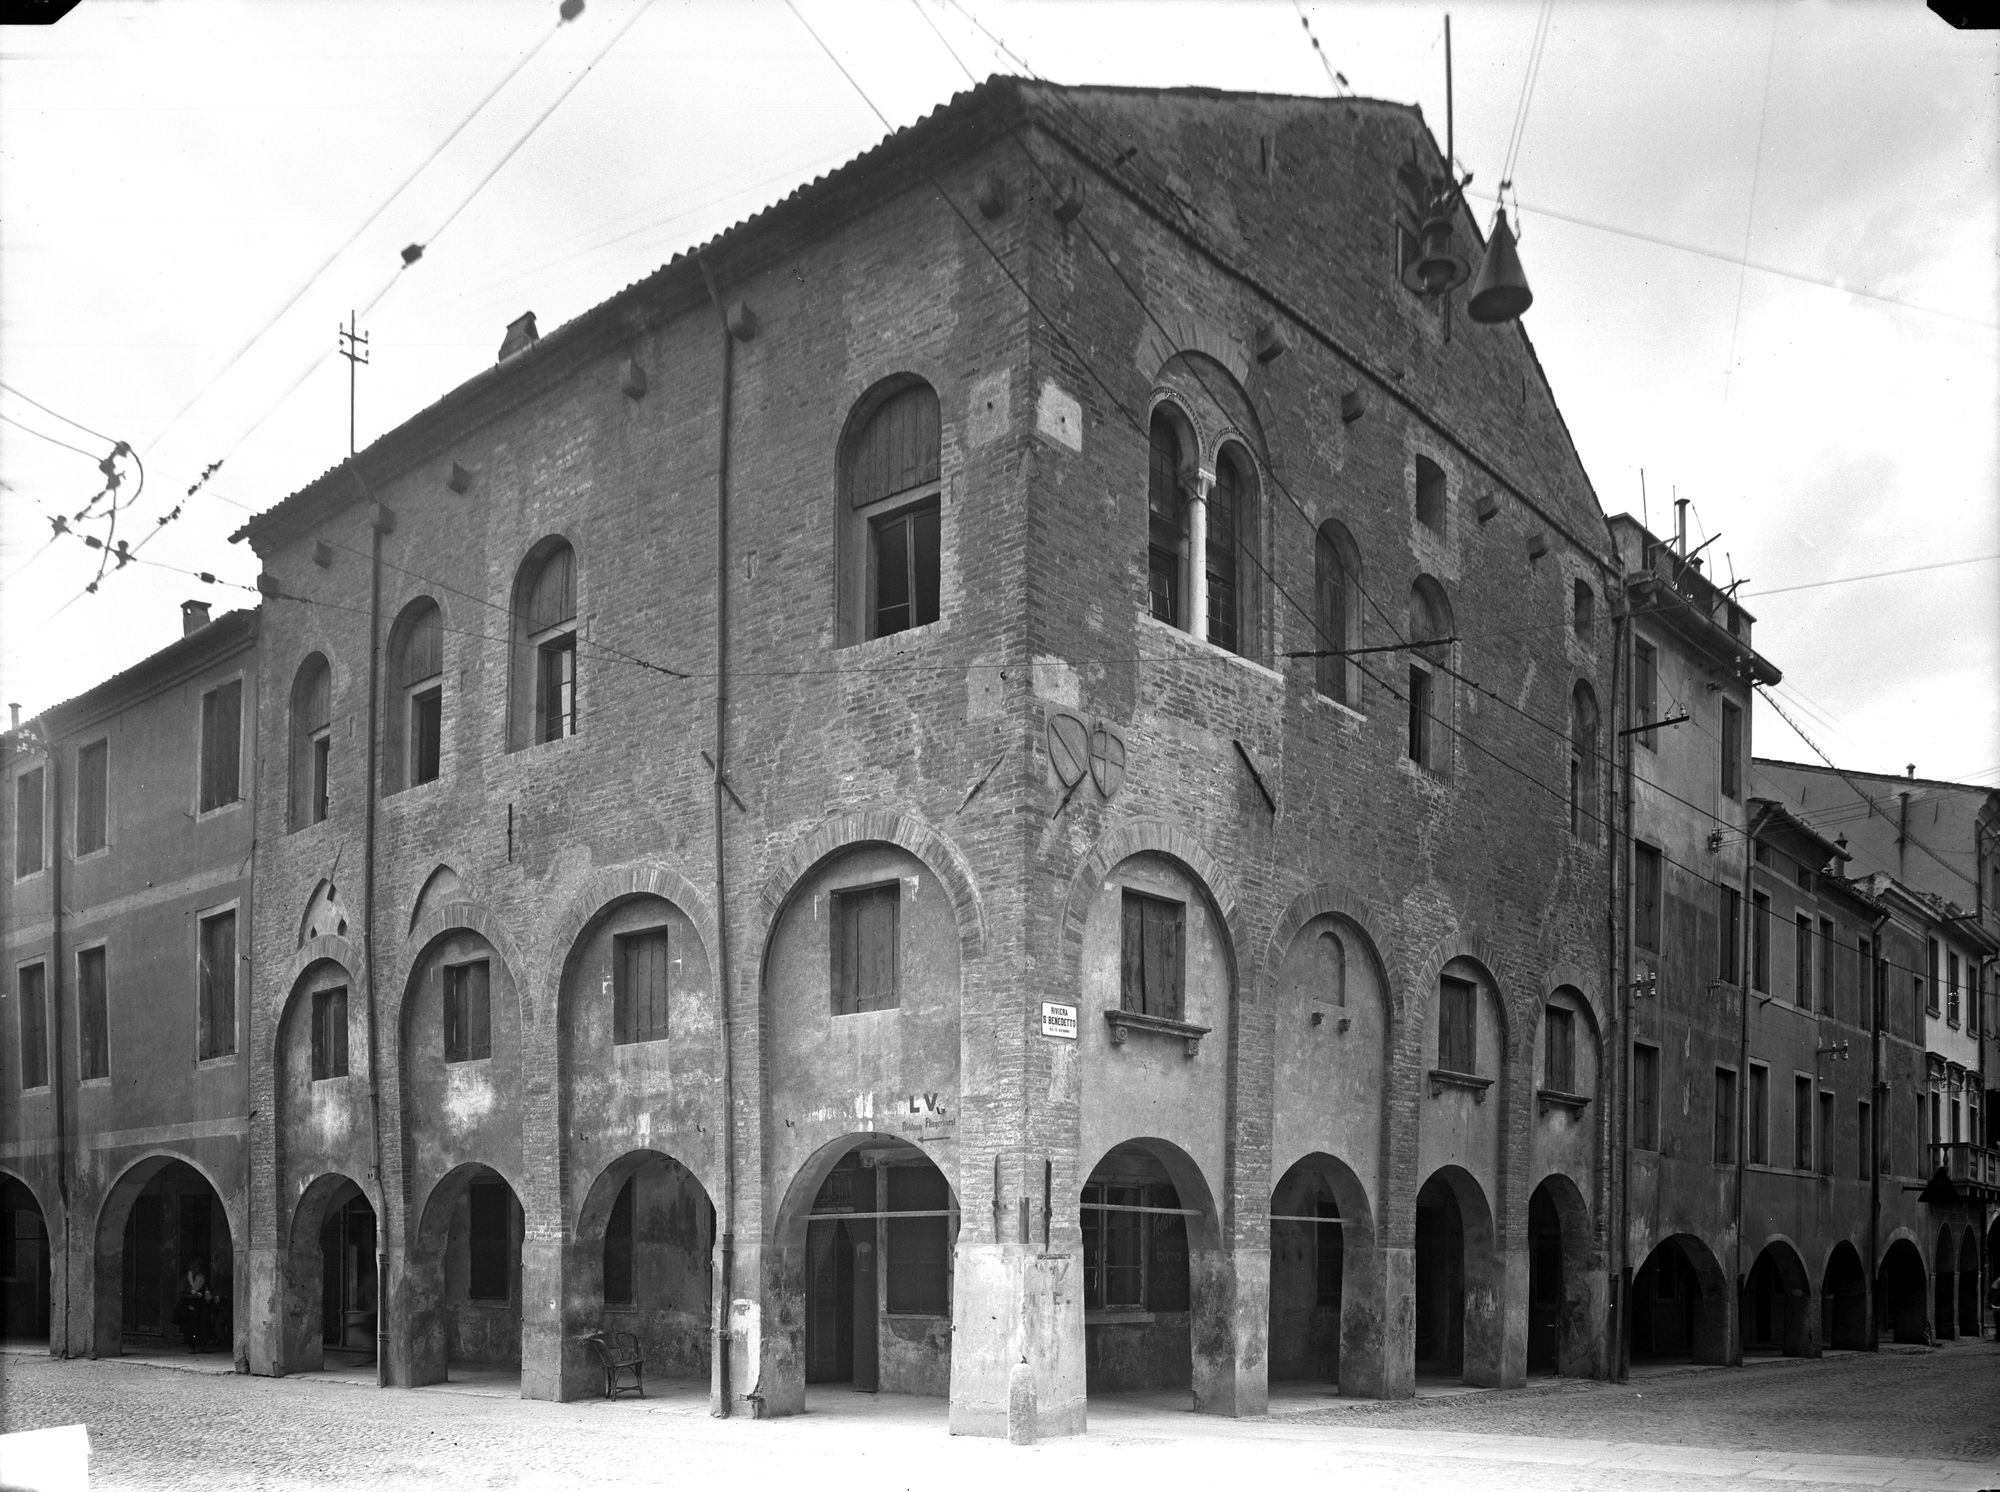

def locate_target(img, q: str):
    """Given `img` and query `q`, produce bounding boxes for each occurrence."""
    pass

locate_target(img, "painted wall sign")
[1089,724,1126,800]
[1041,1001,1078,1039]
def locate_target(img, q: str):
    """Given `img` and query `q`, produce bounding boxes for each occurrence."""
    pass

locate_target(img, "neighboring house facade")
[1,605,257,1358]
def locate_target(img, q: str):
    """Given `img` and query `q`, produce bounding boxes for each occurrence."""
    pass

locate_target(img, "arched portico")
[1268,1152,1380,1397]
[403,1163,524,1389]
[1631,1234,1731,1365]
[1877,1236,1928,1344]
[1933,1227,1957,1340]
[1742,1239,1814,1357]
[93,1155,238,1360]
[0,1172,52,1345]
[1527,1173,1597,1377]
[278,1172,379,1375]
[1821,1241,1869,1350]
[1412,1166,1501,1387]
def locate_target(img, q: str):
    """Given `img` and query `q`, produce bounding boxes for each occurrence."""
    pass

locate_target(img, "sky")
[1,0,1995,785]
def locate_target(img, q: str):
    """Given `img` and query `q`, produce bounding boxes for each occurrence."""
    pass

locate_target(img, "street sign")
[1041,1001,1078,1039]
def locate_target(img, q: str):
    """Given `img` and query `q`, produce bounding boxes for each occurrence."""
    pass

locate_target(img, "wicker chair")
[583,1330,645,1400]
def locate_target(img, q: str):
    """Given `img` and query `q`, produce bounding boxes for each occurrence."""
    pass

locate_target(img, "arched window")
[1208,442,1260,657]
[386,600,443,791]
[1570,682,1599,839]
[1314,520,1361,705]
[839,379,941,645]
[1146,408,1189,628]
[1415,455,1446,536]
[289,653,332,829]
[1407,578,1452,773]
[1318,928,1347,1007]
[511,541,577,748]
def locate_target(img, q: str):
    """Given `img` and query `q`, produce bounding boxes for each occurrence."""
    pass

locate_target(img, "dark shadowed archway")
[407,1163,523,1387]
[1821,1241,1869,1350]
[1631,1234,1730,1365]
[1933,1227,1957,1340]
[1413,1167,1500,1386]
[1268,1153,1379,1394]
[0,1173,51,1344]
[1742,1240,1813,1357]
[1527,1174,1594,1376]
[1957,1225,1980,1338]
[1876,1238,1928,1344]
[568,1150,715,1395]
[279,1173,378,1375]
[94,1157,236,1360]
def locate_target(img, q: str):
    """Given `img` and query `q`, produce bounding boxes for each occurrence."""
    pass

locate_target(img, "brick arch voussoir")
[391,900,525,1036]
[747,811,986,991]
[1061,819,1246,991]
[1138,316,1285,472]
[94,1149,245,1261]
[546,863,720,993]
[1262,886,1399,1005]
[1748,1232,1815,1294]
[268,936,360,1069]
[282,1168,388,1257]
[1400,928,1511,1056]
[1536,960,1606,1036]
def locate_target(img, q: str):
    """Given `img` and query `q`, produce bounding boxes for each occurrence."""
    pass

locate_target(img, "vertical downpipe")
[1603,589,1625,1381]
[1733,806,1756,1358]
[1867,911,1887,1350]
[362,505,389,1388]
[1614,590,1635,1382]
[47,744,71,1357]
[698,260,739,1418]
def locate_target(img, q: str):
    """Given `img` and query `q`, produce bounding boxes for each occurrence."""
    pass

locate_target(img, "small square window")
[832,882,899,1015]
[444,960,492,1062]
[1119,890,1185,1021]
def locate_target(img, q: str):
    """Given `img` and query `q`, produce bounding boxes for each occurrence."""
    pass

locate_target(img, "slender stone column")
[1187,471,1212,641]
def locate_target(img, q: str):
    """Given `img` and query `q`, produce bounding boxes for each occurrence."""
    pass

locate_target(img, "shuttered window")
[1147,412,1185,627]
[311,986,348,1080]
[1120,891,1184,1020]
[18,963,48,1089]
[849,384,939,508]
[1634,843,1662,953]
[614,928,670,1044]
[831,883,898,1014]
[1633,1044,1659,1149]
[444,961,491,1062]
[1713,1069,1737,1164]
[197,911,236,1059]
[1795,1076,1814,1170]
[396,604,443,687]
[76,740,108,854]
[199,681,241,812]
[1748,1064,1769,1164]
[1207,452,1242,654]
[525,546,575,633]
[1544,1005,1575,1093]
[78,946,108,1080]
[1439,975,1477,1075]
[14,767,44,879]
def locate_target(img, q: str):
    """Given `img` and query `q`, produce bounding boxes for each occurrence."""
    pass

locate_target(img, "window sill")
[196,1053,238,1069]
[1305,690,1366,725]
[1536,1087,1590,1115]
[195,799,244,824]
[73,846,110,864]
[1429,1068,1492,1101]
[1135,612,1283,682]
[1105,1008,1210,1056]
[311,1073,352,1084]
[1085,1310,1158,1326]
[837,618,949,654]
[79,1076,111,1089]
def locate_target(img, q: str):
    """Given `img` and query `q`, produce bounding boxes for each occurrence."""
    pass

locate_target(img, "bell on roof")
[1467,208,1533,324]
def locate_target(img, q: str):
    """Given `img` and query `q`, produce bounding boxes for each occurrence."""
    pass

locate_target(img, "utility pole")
[338,312,370,457]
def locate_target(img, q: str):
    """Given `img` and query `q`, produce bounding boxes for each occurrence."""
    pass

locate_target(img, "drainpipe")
[1733,806,1759,1359]
[362,500,392,1388]
[1867,908,1888,1350]
[1612,592,1633,1383]
[46,740,72,1358]
[695,257,742,1419]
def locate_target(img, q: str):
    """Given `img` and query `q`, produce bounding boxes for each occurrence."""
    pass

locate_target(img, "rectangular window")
[1718,886,1742,985]
[1858,1099,1872,1180]
[1120,890,1185,1021]
[884,1166,951,1314]
[1439,976,1477,1075]
[311,986,349,1080]
[311,730,331,823]
[1714,1068,1737,1165]
[1819,918,1836,1014]
[1819,1090,1835,1175]
[1925,941,1940,1014]
[1915,1096,1926,1175]
[77,946,108,1081]
[1794,916,1813,1006]
[1720,700,1742,799]
[76,739,108,854]
[536,636,577,743]
[197,911,236,1060]
[468,1180,510,1301]
[1407,665,1434,768]
[1794,1076,1813,1170]
[1752,892,1771,991]
[1206,479,1240,655]
[871,500,942,638]
[1634,639,1657,751]
[1946,951,1960,1026]
[199,680,242,812]
[1544,1005,1576,1093]
[14,767,44,879]
[443,961,492,1062]
[1748,1063,1769,1165]
[18,963,48,1090]
[831,882,900,1015]
[1634,843,1661,953]
[1633,1044,1659,1150]
[1081,1181,1188,1312]
[603,1181,634,1306]
[409,685,442,786]
[613,928,671,1044]
[1147,432,1183,628]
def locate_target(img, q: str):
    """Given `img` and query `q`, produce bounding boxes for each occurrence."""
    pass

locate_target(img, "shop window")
[444,960,492,1062]
[290,653,332,828]
[1438,975,1476,1075]
[199,679,242,811]
[1120,890,1184,1021]
[511,540,579,748]
[75,739,108,854]
[311,986,348,1080]
[13,766,43,879]
[831,882,898,1015]
[198,910,236,1060]
[1081,1182,1189,1312]
[1313,520,1361,705]
[614,928,670,1044]
[840,380,942,644]
[17,963,47,1089]
[77,946,108,1080]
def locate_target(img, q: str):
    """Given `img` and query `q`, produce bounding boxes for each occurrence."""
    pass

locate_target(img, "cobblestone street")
[2,1340,1996,1492]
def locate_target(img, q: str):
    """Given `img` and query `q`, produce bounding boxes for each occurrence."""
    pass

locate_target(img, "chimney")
[182,599,211,636]
[8,704,18,732]
[498,312,539,362]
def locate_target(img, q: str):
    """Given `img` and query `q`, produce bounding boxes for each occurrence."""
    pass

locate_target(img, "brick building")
[2,605,257,1359]
[8,78,1632,1433]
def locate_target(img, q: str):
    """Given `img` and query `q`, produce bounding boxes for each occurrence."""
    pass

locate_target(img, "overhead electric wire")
[1723,0,1781,402]
[0,382,118,448]
[0,412,109,466]
[1499,0,1554,190]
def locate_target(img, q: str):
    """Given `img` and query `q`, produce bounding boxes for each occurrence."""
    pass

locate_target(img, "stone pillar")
[1188,1244,1267,1415]
[1380,1241,1416,1398]
[519,1234,564,1400]
[1495,1238,1528,1388]
[243,1243,285,1376]
[1186,474,1210,641]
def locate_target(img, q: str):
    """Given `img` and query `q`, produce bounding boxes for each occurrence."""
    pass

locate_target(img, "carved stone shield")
[1089,723,1126,800]
[1047,712,1089,788]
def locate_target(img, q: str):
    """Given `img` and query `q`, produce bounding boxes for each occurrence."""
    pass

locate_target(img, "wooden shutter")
[76,740,108,854]
[201,682,241,811]
[398,604,442,686]
[526,546,576,633]
[616,929,670,1043]
[199,913,235,1059]
[78,948,108,1080]
[850,384,939,508]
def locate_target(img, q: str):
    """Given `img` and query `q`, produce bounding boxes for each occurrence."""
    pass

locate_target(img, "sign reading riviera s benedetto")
[1041,1002,1078,1039]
